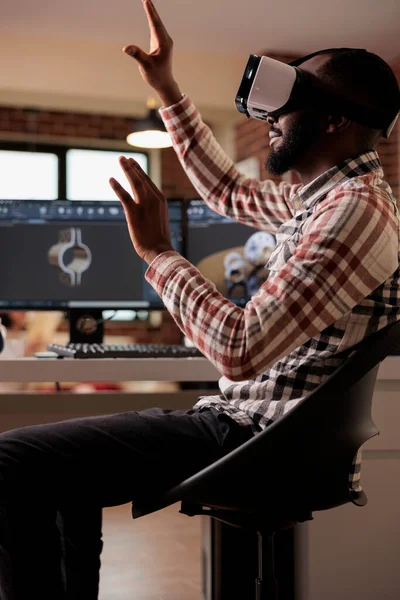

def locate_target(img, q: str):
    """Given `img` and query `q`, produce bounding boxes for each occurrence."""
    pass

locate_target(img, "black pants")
[0,406,252,599]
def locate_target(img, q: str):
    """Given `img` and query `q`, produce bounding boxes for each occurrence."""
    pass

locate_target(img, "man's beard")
[265,110,321,176]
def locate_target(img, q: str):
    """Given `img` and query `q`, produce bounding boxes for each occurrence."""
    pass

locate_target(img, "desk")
[0,355,398,383]
[0,356,221,382]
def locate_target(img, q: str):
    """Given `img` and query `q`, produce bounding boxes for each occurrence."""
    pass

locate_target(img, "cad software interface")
[0,199,183,309]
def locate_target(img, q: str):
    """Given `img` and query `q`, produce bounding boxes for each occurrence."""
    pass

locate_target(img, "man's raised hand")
[123,0,182,107]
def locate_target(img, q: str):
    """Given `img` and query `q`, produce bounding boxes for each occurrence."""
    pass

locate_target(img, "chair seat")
[179,501,313,533]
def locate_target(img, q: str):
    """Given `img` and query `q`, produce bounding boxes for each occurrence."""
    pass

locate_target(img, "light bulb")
[126,130,172,149]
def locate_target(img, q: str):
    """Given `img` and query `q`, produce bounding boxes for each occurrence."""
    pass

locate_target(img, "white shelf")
[0,355,397,383]
[0,356,221,382]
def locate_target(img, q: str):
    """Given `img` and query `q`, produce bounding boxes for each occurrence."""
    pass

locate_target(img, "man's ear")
[326,114,351,134]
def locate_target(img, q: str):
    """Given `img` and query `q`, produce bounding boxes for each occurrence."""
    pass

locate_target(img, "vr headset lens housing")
[241,56,296,116]
[236,55,309,121]
[235,51,399,138]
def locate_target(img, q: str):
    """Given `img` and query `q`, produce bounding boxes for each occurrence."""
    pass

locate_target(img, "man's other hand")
[110,157,174,265]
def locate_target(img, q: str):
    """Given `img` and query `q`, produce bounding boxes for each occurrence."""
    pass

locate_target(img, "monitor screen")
[186,199,276,306]
[0,199,183,310]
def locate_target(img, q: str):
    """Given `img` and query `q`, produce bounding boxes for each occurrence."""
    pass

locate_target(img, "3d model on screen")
[222,231,277,300]
[47,227,92,287]
[244,231,276,296]
[224,252,249,298]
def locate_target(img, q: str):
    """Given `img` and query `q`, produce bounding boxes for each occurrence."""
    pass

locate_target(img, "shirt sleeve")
[159,95,299,233]
[146,186,399,382]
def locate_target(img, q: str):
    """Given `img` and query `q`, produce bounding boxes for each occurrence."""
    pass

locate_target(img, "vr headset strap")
[290,48,399,138]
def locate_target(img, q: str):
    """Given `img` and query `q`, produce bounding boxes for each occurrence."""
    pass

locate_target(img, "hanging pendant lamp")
[126,97,172,149]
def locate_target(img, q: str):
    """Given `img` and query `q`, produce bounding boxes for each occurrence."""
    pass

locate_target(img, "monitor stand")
[68,308,104,344]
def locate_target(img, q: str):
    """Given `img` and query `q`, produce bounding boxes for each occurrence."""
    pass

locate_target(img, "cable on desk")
[55,381,62,392]
[95,311,117,325]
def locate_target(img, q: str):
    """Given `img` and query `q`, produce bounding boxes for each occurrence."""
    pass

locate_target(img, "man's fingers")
[119,157,145,198]
[127,157,147,176]
[117,157,163,205]
[123,45,149,65]
[109,177,136,208]
[143,0,162,30]
[143,0,170,42]
[127,158,161,195]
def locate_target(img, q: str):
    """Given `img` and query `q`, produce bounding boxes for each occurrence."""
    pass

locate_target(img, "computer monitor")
[186,199,276,306]
[0,198,183,341]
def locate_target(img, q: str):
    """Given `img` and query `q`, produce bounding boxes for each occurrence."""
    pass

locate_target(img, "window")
[0,143,149,201]
[0,150,58,200]
[66,149,149,201]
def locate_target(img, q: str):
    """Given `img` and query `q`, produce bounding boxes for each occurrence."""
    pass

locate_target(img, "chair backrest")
[132,320,400,521]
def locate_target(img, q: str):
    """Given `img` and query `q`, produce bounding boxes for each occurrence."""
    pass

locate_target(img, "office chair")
[131,319,400,599]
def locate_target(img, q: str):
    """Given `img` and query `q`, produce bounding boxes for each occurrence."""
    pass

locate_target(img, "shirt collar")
[293,150,383,210]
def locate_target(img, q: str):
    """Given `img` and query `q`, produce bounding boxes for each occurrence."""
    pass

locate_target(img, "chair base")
[256,532,278,600]
[201,517,298,600]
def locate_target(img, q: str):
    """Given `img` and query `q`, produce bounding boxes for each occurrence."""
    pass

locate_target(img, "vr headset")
[235,48,399,138]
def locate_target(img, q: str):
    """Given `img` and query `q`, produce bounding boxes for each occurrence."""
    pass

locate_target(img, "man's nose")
[266,114,276,126]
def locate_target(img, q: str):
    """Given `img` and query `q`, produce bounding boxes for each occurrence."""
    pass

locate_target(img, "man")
[0,1,399,598]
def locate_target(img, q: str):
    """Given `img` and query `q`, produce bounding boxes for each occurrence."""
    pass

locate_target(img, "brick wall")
[161,147,199,199]
[234,54,400,198]
[0,105,198,199]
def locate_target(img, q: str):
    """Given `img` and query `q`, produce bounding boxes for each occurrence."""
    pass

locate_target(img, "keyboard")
[47,342,204,359]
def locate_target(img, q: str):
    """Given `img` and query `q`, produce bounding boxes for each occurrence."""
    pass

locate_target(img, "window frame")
[0,140,150,200]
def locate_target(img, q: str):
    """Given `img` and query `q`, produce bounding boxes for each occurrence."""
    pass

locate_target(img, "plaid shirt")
[145,95,400,491]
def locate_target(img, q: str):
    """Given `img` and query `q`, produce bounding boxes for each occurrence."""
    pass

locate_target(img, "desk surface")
[0,355,399,383]
[0,356,221,382]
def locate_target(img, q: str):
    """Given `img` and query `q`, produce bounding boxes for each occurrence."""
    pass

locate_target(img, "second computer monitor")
[186,199,276,306]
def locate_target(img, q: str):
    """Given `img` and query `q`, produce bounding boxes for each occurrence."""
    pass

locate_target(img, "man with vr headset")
[1,1,400,597]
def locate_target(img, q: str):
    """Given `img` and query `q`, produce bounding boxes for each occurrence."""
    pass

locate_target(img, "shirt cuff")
[158,93,190,119]
[145,250,191,297]
[158,94,198,140]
